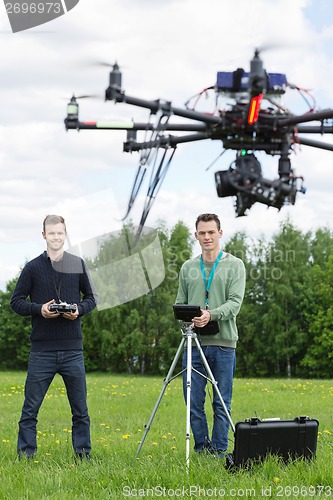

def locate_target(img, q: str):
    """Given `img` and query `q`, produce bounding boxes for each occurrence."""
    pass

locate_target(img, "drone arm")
[296,124,333,134]
[293,136,333,151]
[277,108,333,126]
[64,119,209,132]
[123,132,210,152]
[107,88,221,125]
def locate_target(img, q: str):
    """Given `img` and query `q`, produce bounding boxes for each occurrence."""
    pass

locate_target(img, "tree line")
[0,218,332,378]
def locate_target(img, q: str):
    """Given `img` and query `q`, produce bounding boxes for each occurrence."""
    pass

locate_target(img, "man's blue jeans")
[18,350,91,458]
[182,345,236,454]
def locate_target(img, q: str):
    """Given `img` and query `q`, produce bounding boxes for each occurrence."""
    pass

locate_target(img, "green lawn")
[0,372,332,499]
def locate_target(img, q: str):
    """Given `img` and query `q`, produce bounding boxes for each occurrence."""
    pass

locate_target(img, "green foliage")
[301,254,333,377]
[225,220,333,378]
[0,218,332,378]
[0,278,30,370]
[82,220,194,374]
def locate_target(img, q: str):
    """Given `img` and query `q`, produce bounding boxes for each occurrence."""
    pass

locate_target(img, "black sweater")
[10,251,97,351]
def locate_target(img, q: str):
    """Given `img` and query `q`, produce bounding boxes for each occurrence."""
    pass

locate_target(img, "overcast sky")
[0,0,332,290]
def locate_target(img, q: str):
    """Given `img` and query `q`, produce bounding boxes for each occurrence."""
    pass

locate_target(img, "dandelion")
[274,477,280,483]
[55,439,60,445]
[122,434,130,439]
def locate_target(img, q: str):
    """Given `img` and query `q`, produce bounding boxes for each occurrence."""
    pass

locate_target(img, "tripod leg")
[193,336,235,433]
[185,331,193,473]
[135,336,186,458]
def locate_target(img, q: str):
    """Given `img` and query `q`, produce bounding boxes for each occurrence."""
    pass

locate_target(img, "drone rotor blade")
[64,93,101,101]
[76,94,100,99]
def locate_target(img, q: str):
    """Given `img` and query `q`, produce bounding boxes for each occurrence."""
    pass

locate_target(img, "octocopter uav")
[65,49,333,229]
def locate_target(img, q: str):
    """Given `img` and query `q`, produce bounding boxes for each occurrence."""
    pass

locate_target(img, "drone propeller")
[71,93,101,100]
[92,60,117,68]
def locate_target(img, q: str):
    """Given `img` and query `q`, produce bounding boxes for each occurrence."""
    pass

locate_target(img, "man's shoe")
[198,443,227,459]
[18,451,36,460]
[75,452,91,461]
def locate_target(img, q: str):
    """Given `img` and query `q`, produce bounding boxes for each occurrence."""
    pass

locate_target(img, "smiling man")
[10,214,96,460]
[176,213,246,458]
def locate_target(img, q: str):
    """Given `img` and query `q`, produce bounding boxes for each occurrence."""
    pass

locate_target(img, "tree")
[300,227,333,377]
[0,278,31,369]
[259,219,312,376]
[82,220,194,374]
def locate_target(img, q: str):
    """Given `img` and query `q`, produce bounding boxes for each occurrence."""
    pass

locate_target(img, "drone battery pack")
[227,416,319,469]
[216,71,287,93]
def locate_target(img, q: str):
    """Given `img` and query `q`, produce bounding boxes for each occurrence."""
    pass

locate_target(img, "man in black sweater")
[10,214,97,460]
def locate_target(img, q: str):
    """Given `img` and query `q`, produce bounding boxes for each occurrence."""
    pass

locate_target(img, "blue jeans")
[18,350,91,458]
[182,345,236,454]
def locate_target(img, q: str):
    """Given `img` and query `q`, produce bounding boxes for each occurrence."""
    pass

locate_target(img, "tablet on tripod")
[173,304,201,322]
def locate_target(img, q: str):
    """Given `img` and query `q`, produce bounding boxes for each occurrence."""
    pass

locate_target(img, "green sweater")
[176,252,246,348]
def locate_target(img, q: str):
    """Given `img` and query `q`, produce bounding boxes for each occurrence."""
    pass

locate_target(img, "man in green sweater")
[176,213,246,457]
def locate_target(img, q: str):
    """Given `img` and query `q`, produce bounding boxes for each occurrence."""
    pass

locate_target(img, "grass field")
[0,372,332,499]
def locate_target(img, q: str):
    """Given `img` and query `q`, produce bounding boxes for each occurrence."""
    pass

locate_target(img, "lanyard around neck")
[49,258,64,302]
[200,251,223,308]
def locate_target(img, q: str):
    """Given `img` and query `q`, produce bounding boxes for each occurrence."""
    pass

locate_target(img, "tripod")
[135,322,235,471]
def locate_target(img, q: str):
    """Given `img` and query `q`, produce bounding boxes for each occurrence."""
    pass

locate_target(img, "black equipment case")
[226,416,319,469]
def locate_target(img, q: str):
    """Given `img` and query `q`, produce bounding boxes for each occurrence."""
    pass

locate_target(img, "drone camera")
[215,153,305,216]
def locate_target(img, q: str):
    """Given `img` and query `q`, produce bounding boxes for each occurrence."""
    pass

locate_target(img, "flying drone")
[64,49,333,229]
